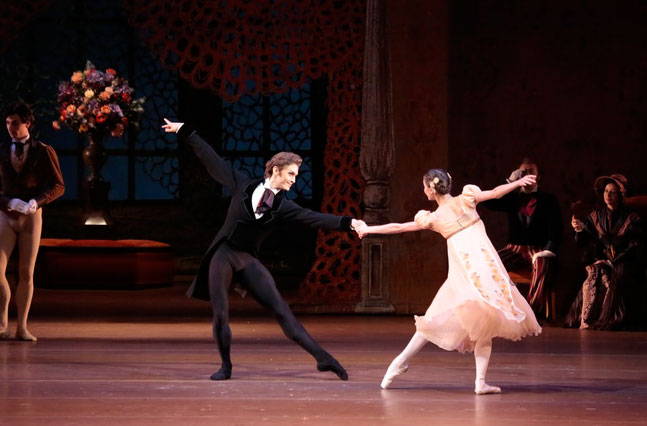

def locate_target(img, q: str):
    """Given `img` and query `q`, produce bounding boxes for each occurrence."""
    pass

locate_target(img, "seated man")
[481,158,562,318]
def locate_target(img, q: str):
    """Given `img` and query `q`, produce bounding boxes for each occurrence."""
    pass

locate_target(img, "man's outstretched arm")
[162,118,244,190]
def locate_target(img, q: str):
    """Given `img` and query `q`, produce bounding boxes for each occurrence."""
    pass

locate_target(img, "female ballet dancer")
[358,169,542,394]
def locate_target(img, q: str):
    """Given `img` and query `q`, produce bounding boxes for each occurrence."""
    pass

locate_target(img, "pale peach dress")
[414,185,541,353]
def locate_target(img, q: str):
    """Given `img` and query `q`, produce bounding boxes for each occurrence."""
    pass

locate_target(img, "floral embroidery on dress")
[461,247,524,319]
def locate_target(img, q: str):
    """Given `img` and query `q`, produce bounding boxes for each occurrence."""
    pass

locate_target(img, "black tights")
[208,245,346,379]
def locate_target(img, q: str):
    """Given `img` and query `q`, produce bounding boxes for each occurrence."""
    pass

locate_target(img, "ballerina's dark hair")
[423,169,452,195]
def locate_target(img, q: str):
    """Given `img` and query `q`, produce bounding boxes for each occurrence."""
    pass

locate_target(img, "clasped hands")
[8,198,38,215]
[352,219,368,238]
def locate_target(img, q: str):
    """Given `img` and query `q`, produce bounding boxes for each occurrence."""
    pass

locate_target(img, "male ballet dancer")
[1,102,65,341]
[163,119,365,380]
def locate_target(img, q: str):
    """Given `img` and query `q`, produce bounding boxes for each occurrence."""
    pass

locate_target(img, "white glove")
[7,198,29,214]
[27,199,38,214]
[162,118,184,133]
[532,250,556,264]
[506,169,523,183]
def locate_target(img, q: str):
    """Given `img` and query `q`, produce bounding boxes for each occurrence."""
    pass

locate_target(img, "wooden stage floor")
[1,287,646,425]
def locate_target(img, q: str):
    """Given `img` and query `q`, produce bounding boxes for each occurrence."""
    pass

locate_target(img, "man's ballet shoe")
[317,355,348,380]
[210,367,232,380]
[474,380,501,395]
[380,363,408,389]
[15,330,37,342]
[0,328,10,340]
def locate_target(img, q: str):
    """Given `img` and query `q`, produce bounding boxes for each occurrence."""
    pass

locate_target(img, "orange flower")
[66,104,76,114]
[99,91,111,101]
[52,121,61,130]
[71,71,83,83]
[79,123,89,132]
[106,68,116,75]
[100,105,111,114]
[96,114,107,123]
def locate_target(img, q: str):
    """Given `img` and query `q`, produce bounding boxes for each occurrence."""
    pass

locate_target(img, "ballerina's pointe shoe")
[0,328,10,340]
[474,380,501,395]
[380,363,408,389]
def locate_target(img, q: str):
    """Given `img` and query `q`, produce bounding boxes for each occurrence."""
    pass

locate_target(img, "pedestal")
[355,235,394,313]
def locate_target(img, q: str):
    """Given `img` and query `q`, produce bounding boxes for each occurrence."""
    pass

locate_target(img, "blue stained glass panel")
[270,85,311,152]
[227,156,265,179]
[292,157,312,200]
[58,155,78,200]
[135,157,177,200]
[220,81,313,200]
[0,2,180,201]
[222,95,264,151]
[101,155,128,201]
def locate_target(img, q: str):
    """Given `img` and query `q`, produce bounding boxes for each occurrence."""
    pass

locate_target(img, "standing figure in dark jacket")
[162,119,365,381]
[1,102,65,341]
[567,174,645,330]
[481,159,562,316]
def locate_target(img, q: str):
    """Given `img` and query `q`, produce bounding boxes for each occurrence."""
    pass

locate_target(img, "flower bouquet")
[53,61,145,137]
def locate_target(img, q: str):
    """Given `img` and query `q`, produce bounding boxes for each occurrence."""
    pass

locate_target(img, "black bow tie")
[12,141,26,157]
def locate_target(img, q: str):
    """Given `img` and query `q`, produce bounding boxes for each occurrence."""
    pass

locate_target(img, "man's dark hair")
[264,152,302,178]
[2,101,35,125]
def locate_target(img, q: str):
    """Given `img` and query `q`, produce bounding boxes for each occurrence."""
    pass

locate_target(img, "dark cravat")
[255,188,275,214]
[12,141,25,157]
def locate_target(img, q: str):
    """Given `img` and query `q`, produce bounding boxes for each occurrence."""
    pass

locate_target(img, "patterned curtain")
[124,0,366,303]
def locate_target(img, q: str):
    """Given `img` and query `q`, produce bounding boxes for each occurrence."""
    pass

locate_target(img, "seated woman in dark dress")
[566,174,645,330]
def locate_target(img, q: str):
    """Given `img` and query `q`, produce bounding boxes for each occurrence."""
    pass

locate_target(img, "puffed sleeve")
[461,184,482,209]
[414,209,435,230]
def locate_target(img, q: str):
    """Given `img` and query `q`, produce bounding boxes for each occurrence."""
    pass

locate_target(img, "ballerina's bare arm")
[474,174,536,203]
[360,221,422,237]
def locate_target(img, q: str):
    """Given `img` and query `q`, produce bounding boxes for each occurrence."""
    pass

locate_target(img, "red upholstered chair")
[508,267,556,321]
[35,239,175,289]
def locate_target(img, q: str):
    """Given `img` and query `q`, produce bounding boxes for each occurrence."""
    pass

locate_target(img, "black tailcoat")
[179,125,352,300]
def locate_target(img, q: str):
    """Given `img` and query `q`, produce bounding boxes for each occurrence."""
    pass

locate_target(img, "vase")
[82,133,108,183]
[81,133,111,226]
